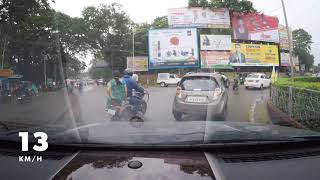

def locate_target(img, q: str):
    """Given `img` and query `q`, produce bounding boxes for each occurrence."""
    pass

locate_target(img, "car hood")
[1,121,318,146]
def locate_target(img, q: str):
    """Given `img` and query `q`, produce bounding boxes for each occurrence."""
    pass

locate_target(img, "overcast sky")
[51,0,320,65]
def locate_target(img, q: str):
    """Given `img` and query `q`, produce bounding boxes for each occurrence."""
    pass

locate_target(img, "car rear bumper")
[172,97,225,119]
[244,82,262,88]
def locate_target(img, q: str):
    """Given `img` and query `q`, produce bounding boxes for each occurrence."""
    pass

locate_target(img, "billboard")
[280,52,290,66]
[232,13,279,43]
[148,28,199,69]
[200,35,232,51]
[280,53,299,66]
[201,51,231,68]
[168,8,230,28]
[279,25,292,51]
[127,56,148,72]
[229,43,279,66]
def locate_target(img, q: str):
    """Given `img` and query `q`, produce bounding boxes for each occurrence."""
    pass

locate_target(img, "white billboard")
[148,28,199,69]
[200,35,232,51]
[168,8,230,28]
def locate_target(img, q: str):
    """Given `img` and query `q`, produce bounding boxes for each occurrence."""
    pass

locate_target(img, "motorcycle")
[233,79,239,91]
[106,90,149,121]
[17,89,32,104]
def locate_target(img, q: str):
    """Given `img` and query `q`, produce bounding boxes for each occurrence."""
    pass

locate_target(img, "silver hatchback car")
[172,73,229,121]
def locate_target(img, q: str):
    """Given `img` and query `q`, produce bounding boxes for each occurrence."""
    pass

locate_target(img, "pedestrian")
[31,83,39,96]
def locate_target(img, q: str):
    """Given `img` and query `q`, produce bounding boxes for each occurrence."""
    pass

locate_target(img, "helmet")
[124,68,133,77]
[132,74,139,82]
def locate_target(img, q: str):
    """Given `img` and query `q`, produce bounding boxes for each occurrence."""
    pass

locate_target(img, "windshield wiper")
[292,135,320,141]
[0,122,9,131]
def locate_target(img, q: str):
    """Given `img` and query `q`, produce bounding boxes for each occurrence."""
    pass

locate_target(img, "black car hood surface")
[1,121,319,145]
[1,121,320,180]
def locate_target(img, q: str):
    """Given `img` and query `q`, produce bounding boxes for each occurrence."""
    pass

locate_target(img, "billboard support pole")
[281,0,294,82]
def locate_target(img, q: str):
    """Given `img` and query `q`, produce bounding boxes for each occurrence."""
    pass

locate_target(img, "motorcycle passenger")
[106,70,127,109]
[122,69,145,114]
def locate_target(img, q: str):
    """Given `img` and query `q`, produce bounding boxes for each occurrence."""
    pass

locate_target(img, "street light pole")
[44,55,47,87]
[281,0,294,81]
[132,26,135,59]
[132,26,135,72]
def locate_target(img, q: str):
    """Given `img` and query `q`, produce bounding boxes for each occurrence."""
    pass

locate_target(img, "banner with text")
[200,35,232,51]
[280,52,290,66]
[148,28,199,69]
[232,13,279,43]
[279,25,292,51]
[126,56,148,72]
[229,43,279,66]
[201,51,231,68]
[168,8,230,28]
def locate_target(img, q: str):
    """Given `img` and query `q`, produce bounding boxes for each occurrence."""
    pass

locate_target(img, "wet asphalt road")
[76,85,272,125]
[0,84,272,131]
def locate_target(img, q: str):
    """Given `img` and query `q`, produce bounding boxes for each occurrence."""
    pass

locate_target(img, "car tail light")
[213,88,222,100]
[176,86,182,98]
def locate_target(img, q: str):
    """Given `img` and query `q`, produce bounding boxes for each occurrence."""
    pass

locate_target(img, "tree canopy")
[293,29,314,69]
[188,0,256,13]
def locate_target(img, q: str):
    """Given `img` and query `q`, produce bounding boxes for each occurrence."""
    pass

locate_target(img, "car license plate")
[107,109,116,115]
[248,80,254,82]
[186,96,206,103]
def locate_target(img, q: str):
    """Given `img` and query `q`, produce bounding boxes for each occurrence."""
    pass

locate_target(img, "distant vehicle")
[172,73,228,121]
[244,73,271,89]
[97,79,104,86]
[312,73,320,77]
[157,73,181,87]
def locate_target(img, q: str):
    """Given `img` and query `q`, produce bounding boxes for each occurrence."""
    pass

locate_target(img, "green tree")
[81,3,132,71]
[293,29,314,69]
[151,16,168,29]
[188,0,256,13]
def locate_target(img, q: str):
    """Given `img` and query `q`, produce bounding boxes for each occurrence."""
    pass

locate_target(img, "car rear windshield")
[181,76,217,91]
[247,74,260,78]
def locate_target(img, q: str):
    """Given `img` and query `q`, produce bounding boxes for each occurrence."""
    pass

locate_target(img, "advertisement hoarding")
[232,13,279,43]
[200,35,232,51]
[148,28,199,69]
[280,52,290,66]
[229,43,279,66]
[201,51,231,68]
[168,8,230,28]
[279,25,292,51]
[126,56,148,72]
[280,53,299,66]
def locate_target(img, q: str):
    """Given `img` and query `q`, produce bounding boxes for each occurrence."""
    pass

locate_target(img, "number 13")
[19,132,49,152]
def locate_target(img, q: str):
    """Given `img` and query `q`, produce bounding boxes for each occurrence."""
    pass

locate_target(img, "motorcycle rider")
[122,68,145,115]
[106,70,127,110]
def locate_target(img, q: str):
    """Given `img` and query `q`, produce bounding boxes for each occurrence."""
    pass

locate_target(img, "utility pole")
[44,55,47,87]
[132,26,135,73]
[281,0,294,81]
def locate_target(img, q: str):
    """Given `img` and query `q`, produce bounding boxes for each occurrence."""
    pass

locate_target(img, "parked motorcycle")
[106,90,149,121]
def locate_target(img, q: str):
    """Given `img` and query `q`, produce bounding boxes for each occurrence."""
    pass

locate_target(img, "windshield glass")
[181,77,217,91]
[247,74,260,78]
[0,0,320,146]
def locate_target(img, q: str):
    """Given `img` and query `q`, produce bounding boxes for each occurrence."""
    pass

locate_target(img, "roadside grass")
[273,77,320,91]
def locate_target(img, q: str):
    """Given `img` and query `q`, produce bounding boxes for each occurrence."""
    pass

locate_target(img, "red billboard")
[232,13,279,43]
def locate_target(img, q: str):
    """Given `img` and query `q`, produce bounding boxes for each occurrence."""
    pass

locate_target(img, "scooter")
[233,79,239,91]
[107,90,149,121]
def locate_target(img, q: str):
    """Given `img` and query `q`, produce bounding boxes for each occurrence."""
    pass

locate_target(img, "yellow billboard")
[127,56,148,72]
[230,43,279,66]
